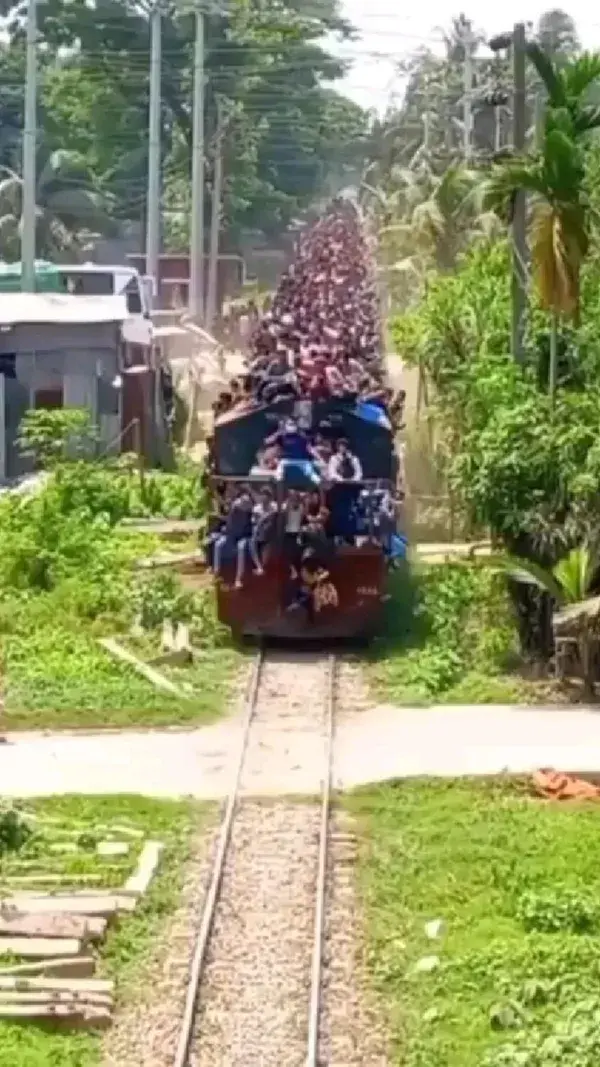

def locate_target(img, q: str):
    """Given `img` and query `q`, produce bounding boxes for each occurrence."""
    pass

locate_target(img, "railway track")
[173,647,337,1067]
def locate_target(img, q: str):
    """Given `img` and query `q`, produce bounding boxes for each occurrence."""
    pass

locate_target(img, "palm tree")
[374,162,499,286]
[483,48,600,395]
[0,146,115,261]
[489,544,599,695]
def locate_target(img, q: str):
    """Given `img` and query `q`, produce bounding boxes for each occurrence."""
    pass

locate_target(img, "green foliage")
[370,563,525,705]
[391,238,600,559]
[0,0,367,245]
[0,803,31,856]
[132,572,196,631]
[516,889,598,934]
[0,457,235,729]
[17,407,98,468]
[348,777,600,1067]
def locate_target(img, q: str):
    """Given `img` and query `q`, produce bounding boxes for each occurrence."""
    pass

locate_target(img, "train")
[206,197,403,641]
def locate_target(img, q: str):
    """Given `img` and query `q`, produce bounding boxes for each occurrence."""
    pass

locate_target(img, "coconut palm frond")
[526,42,565,107]
[560,51,600,101]
[530,199,584,315]
[572,104,600,135]
[482,161,547,220]
[553,544,596,603]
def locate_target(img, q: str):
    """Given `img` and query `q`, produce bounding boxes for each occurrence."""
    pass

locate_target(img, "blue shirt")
[276,431,310,461]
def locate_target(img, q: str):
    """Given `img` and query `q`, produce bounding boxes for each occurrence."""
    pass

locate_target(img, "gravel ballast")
[190,800,320,1066]
[104,652,390,1065]
[190,653,330,1066]
[101,821,217,1067]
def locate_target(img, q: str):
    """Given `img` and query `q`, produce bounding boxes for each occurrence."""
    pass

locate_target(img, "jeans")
[213,535,263,587]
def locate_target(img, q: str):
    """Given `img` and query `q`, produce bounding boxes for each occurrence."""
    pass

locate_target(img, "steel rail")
[172,645,265,1067]
[306,652,336,1067]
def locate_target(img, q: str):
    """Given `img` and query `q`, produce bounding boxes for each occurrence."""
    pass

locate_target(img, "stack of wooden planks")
[0,840,164,1029]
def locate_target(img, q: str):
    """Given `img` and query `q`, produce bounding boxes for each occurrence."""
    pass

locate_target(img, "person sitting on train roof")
[266,418,311,462]
[250,486,278,570]
[310,434,333,477]
[250,442,281,477]
[282,490,305,563]
[211,485,264,589]
[328,439,363,483]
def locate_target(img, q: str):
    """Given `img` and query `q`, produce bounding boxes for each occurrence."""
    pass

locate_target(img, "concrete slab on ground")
[2,702,600,799]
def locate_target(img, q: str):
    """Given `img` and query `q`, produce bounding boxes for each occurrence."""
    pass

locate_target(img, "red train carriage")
[210,397,397,640]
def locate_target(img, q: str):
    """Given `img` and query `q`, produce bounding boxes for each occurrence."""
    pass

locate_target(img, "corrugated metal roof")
[0,293,129,326]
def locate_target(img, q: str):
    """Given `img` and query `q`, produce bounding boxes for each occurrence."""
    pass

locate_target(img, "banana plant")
[487,544,599,695]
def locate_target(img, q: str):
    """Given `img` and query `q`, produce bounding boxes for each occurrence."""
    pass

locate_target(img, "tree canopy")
[0,0,370,256]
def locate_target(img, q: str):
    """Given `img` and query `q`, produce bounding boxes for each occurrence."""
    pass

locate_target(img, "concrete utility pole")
[189,2,206,320]
[22,0,38,291]
[511,22,527,363]
[462,27,474,162]
[146,2,162,309]
[206,100,227,332]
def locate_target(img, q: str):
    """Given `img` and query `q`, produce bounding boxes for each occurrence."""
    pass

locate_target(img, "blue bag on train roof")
[355,400,392,431]
[276,458,322,490]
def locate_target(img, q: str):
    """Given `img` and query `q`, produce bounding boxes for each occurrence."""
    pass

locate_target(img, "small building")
[126,252,245,312]
[0,292,159,482]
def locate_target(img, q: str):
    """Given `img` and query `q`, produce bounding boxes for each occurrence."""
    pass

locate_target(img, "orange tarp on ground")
[532,769,600,801]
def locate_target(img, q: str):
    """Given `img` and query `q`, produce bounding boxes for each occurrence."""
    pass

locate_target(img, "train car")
[206,200,403,641]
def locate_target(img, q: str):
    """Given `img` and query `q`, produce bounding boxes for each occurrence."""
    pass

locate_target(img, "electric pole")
[511,22,527,363]
[146,2,162,310]
[22,0,37,291]
[189,2,205,320]
[463,27,474,162]
[206,99,227,332]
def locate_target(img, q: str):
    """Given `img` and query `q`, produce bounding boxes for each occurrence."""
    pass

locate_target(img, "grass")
[1,615,241,731]
[347,777,600,1067]
[0,505,242,731]
[0,793,210,1067]
[368,560,561,706]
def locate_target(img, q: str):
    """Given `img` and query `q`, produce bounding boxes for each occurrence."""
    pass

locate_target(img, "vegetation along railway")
[173,647,341,1066]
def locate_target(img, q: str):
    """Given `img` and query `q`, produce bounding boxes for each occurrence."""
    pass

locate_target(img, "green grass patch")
[347,778,600,1067]
[368,561,543,705]
[0,464,241,730]
[0,584,241,731]
[0,794,211,1067]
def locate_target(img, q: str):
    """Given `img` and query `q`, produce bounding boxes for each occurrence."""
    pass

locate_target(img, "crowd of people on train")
[204,198,407,610]
[210,203,405,429]
[205,478,403,592]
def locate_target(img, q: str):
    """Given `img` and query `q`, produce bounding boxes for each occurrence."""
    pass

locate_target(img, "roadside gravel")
[320,810,391,1065]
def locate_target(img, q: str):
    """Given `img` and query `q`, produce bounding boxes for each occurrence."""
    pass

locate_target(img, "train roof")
[213,398,393,479]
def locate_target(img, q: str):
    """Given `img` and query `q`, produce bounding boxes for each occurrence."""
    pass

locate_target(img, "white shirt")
[328,452,363,482]
[285,505,303,533]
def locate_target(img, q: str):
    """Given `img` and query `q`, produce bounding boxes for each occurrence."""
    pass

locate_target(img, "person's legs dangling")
[234,539,248,588]
[212,535,227,575]
[249,535,264,575]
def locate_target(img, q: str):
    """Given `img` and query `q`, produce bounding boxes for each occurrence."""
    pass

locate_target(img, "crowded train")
[203,196,406,640]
